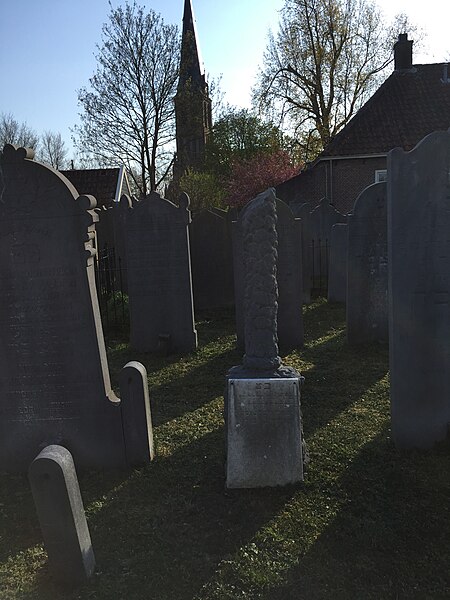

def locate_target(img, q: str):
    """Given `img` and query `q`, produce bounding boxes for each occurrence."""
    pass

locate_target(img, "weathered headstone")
[233,197,303,353]
[327,223,348,304]
[226,188,305,489]
[0,145,153,472]
[29,445,95,587]
[388,130,450,448]
[308,198,347,292]
[346,182,388,343]
[120,361,155,464]
[110,195,135,294]
[189,209,234,310]
[290,201,312,304]
[122,191,197,354]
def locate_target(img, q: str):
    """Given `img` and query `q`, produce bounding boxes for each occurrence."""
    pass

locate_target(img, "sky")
[0,0,449,160]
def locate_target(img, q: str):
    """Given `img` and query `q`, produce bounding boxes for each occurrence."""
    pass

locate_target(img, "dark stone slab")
[120,361,155,464]
[276,200,304,351]
[388,130,450,448]
[122,191,197,353]
[189,209,234,310]
[347,182,388,343]
[0,145,131,471]
[29,445,95,587]
[307,198,347,292]
[233,197,303,353]
[327,223,348,303]
[290,201,312,303]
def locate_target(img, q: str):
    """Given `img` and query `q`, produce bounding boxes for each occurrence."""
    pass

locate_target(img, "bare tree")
[40,131,68,170]
[253,0,419,160]
[0,112,39,151]
[73,2,180,195]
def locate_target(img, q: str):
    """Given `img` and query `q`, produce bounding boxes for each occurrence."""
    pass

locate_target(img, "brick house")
[276,34,450,214]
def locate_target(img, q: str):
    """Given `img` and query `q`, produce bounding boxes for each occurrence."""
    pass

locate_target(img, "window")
[375,169,387,183]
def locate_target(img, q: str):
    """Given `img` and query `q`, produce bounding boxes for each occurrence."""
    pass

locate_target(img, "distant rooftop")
[60,167,130,208]
[321,62,450,158]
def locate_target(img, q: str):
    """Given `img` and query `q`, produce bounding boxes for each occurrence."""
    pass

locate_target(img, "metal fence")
[94,244,128,338]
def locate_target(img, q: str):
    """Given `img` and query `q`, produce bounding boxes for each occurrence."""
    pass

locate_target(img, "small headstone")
[233,197,303,353]
[189,209,234,310]
[388,130,450,448]
[29,445,95,587]
[308,198,347,292]
[0,145,153,471]
[120,361,155,464]
[226,188,305,488]
[122,191,197,353]
[327,223,348,303]
[347,182,388,343]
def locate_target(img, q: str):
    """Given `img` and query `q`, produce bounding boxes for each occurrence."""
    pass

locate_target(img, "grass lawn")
[1,298,449,599]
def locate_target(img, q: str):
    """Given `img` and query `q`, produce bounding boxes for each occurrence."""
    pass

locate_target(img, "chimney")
[394,33,413,71]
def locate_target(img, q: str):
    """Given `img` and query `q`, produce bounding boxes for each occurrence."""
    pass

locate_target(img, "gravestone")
[347,182,388,343]
[327,223,348,303]
[120,361,155,464]
[0,145,153,472]
[290,202,312,303]
[122,191,197,354]
[308,198,347,292]
[29,445,95,587]
[189,209,234,310]
[233,197,303,353]
[110,195,134,294]
[226,188,305,489]
[388,129,450,448]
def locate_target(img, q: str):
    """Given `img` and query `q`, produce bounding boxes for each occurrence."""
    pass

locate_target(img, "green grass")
[1,300,449,599]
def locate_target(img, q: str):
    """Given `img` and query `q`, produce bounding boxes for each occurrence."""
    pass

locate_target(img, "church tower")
[173,0,212,184]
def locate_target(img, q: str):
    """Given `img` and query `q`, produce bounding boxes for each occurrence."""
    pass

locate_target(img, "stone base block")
[226,376,304,488]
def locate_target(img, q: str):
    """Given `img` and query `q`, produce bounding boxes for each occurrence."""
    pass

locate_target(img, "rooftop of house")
[321,36,450,158]
[60,167,129,208]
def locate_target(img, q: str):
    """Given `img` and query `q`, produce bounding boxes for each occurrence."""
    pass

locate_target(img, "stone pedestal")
[226,369,304,488]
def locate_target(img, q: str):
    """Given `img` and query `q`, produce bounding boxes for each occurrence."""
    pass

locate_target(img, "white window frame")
[375,169,387,183]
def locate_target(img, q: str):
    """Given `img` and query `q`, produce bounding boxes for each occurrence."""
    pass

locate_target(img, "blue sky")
[0,0,448,161]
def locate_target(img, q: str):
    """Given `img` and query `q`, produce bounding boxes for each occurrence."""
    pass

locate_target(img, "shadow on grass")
[288,298,389,439]
[0,300,392,599]
[107,308,241,427]
[5,428,301,600]
[268,428,450,600]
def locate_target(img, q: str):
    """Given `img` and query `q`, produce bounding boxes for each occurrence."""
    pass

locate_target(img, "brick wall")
[276,155,387,214]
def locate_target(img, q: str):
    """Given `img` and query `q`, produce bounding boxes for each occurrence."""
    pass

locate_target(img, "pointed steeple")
[178,0,204,90]
[171,0,212,193]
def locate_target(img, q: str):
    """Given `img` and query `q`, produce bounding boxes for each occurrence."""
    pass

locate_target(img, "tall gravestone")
[122,191,197,354]
[110,195,136,294]
[0,145,153,472]
[226,188,305,488]
[290,201,312,304]
[327,223,348,304]
[347,182,388,343]
[189,209,234,310]
[308,198,347,292]
[233,197,303,353]
[388,130,450,448]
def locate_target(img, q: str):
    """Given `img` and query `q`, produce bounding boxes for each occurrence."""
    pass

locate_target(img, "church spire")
[171,0,212,192]
[178,0,204,90]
